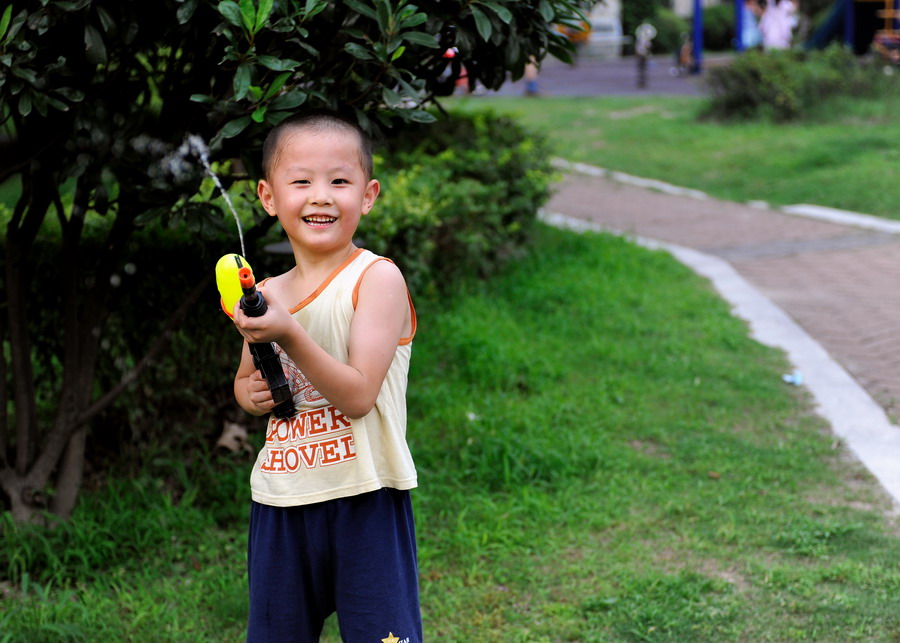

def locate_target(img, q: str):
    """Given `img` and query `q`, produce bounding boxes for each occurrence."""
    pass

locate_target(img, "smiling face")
[257,124,379,260]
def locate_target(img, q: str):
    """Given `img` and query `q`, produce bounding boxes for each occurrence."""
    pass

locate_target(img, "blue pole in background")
[843,0,855,49]
[692,0,704,73]
[735,0,745,51]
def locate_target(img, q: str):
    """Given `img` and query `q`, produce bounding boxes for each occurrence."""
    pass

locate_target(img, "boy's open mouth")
[302,215,337,226]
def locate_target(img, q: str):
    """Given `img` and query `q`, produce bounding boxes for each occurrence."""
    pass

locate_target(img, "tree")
[0,0,587,523]
[622,0,660,41]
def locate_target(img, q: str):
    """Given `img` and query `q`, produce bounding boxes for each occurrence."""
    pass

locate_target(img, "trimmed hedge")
[703,44,891,121]
[364,109,555,297]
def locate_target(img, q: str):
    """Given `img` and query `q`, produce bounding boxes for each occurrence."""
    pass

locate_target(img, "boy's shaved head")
[262,111,373,180]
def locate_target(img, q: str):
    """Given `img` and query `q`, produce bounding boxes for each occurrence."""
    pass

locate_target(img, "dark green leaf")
[55,87,84,102]
[55,0,91,11]
[399,11,427,29]
[0,5,13,43]
[375,0,390,32]
[401,31,439,48]
[344,42,374,61]
[266,110,294,126]
[233,63,252,100]
[177,0,200,24]
[269,90,307,110]
[5,9,27,43]
[190,93,214,104]
[257,55,300,71]
[471,6,492,42]
[482,1,513,24]
[381,86,403,108]
[239,0,255,32]
[95,6,116,35]
[538,0,555,23]
[84,23,108,65]
[304,0,328,19]
[354,107,373,134]
[31,91,47,116]
[262,71,291,100]
[11,66,38,84]
[296,40,319,57]
[255,0,274,32]
[134,207,167,227]
[45,95,70,112]
[217,1,243,28]
[17,92,31,117]
[220,115,252,139]
[406,109,436,123]
[343,0,376,21]
[396,75,422,101]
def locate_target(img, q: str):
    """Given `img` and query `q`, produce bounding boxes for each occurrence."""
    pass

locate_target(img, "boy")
[231,111,422,643]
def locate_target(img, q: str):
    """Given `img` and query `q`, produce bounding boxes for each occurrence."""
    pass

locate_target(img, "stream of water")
[186,135,246,258]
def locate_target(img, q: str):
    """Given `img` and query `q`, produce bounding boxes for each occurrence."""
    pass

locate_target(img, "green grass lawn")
[4,224,899,641]
[447,93,900,219]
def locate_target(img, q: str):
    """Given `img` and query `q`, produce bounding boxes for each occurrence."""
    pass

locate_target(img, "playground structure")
[689,0,900,71]
[872,0,900,63]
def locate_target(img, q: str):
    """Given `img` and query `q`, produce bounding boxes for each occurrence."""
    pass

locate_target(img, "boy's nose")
[309,187,333,206]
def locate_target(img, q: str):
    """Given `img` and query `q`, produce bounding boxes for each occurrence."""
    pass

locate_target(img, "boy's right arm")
[234,340,276,416]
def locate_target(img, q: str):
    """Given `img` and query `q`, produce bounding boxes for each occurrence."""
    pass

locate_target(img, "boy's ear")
[257,180,277,217]
[361,179,380,216]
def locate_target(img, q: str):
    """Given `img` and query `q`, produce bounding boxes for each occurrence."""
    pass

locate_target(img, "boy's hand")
[243,369,277,413]
[232,284,295,345]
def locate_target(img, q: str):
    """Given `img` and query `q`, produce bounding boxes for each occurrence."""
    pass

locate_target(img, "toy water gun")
[216,254,296,420]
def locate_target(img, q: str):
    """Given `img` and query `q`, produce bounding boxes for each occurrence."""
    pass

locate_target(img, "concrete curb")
[552,158,900,236]
[540,209,900,507]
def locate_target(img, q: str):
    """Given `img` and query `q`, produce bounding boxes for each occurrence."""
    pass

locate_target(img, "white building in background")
[585,0,625,58]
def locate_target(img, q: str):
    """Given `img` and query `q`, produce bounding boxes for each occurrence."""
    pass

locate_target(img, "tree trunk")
[6,199,44,476]
[49,426,87,518]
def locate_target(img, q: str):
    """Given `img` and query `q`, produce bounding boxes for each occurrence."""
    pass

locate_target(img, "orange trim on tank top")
[285,247,366,314]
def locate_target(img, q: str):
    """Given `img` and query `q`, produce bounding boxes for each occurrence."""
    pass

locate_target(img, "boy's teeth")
[304,215,336,223]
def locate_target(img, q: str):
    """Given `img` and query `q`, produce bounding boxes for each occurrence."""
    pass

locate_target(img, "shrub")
[703,3,735,51]
[702,44,890,121]
[362,109,555,296]
[649,7,690,56]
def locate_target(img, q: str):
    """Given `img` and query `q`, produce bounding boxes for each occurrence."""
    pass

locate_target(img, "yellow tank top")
[249,248,418,506]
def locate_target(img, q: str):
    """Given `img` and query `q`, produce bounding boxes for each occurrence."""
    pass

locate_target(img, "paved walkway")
[546,165,900,505]
[489,54,709,97]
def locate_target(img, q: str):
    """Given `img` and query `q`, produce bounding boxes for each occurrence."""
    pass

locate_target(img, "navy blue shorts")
[247,488,422,643]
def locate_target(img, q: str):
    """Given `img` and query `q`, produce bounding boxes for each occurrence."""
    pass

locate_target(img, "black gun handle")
[249,341,296,419]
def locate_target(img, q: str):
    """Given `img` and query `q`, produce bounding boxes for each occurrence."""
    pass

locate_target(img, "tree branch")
[76,271,214,426]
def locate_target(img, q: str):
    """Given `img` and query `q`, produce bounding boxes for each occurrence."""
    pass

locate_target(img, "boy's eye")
[332,178,348,185]
[292,180,310,185]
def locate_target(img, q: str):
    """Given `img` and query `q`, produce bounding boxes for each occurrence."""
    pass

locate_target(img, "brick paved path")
[548,170,900,420]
